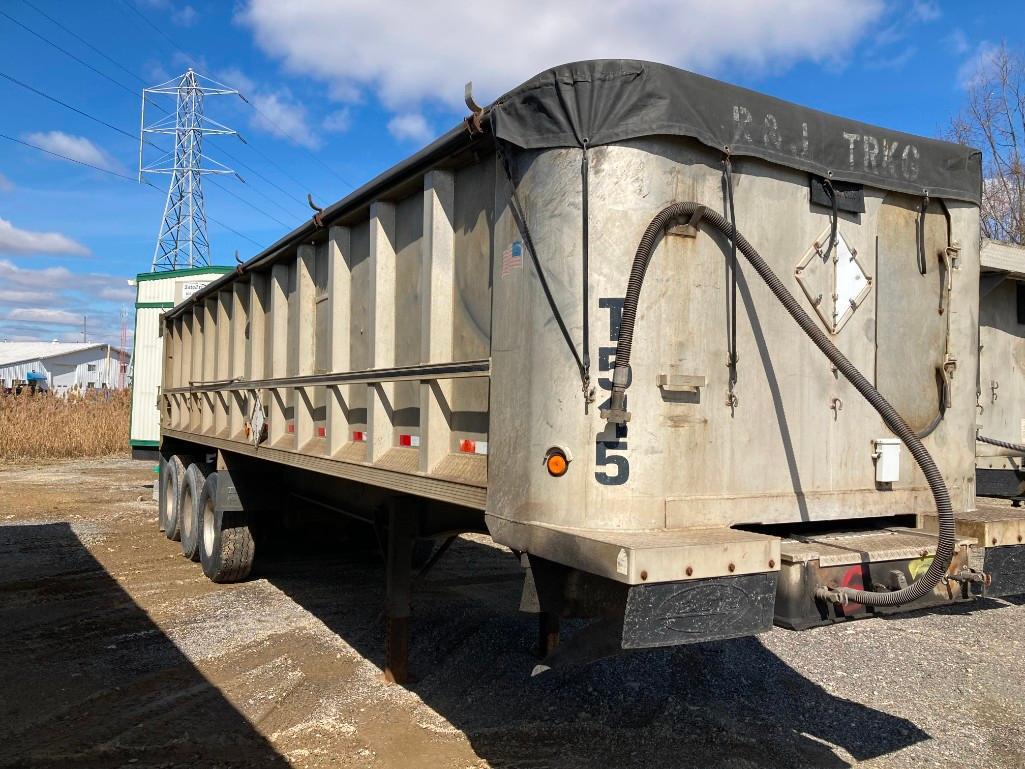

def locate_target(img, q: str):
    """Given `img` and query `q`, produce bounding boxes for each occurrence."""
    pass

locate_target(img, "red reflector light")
[317,426,326,437]
[352,431,365,442]
[287,423,294,433]
[399,434,421,447]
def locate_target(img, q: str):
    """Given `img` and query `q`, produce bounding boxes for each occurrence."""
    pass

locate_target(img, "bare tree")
[948,43,1025,245]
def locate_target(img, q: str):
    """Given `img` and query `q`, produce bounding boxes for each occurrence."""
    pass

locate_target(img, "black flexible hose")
[977,434,1025,454]
[602,201,956,608]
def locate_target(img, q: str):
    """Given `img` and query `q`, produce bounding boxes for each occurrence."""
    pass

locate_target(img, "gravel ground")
[1,457,1023,769]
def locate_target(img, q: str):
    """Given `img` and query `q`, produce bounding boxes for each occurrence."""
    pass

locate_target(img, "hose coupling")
[600,367,632,424]
[600,388,631,425]
[946,567,990,593]
[814,585,850,606]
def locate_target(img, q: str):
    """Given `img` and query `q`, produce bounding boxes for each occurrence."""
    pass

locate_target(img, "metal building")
[129,266,232,457]
[0,341,129,393]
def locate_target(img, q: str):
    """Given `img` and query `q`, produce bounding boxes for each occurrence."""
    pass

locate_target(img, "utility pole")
[118,306,128,389]
[82,315,87,343]
[139,69,238,271]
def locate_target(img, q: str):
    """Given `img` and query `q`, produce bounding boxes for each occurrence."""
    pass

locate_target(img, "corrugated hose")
[977,433,1025,454]
[601,201,956,608]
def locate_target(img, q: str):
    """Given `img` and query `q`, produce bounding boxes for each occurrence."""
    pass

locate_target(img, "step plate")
[775,527,976,630]
[921,502,1025,598]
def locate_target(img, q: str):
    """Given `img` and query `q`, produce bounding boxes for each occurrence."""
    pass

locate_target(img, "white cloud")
[6,308,83,326]
[0,259,74,288]
[387,113,432,143]
[0,218,90,256]
[23,131,124,173]
[323,108,351,133]
[0,260,133,344]
[172,5,198,26]
[0,172,13,192]
[0,289,56,305]
[866,46,918,71]
[98,285,137,302]
[239,0,885,112]
[958,41,1000,89]
[909,0,941,22]
[220,67,320,149]
[946,30,971,56]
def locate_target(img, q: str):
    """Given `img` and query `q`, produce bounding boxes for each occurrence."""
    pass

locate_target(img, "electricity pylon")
[139,69,237,271]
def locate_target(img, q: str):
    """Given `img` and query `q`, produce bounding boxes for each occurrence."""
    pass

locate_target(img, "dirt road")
[1,457,1023,768]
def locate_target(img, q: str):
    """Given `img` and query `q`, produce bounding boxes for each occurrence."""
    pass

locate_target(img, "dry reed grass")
[0,389,131,463]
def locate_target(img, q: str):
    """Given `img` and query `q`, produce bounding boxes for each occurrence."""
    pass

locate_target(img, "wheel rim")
[202,495,215,555]
[182,487,193,539]
[163,470,175,520]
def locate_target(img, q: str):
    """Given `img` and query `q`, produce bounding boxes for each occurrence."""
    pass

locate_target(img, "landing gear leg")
[383,498,414,685]
[539,611,560,658]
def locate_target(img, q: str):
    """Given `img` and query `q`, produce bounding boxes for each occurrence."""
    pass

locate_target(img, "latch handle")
[656,373,706,392]
[941,356,957,410]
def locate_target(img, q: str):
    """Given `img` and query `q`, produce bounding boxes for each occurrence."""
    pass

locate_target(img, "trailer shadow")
[260,530,929,769]
[0,522,290,769]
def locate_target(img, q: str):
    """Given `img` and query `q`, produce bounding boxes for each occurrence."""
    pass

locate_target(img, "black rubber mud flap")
[986,544,1025,597]
[622,572,778,649]
[976,468,1025,501]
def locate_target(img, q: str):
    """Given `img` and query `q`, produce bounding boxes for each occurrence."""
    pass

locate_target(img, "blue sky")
[0,0,1022,345]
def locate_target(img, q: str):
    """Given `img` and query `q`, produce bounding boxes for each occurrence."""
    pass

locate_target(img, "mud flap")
[622,572,778,648]
[529,570,778,673]
[986,544,1025,597]
[976,468,1025,501]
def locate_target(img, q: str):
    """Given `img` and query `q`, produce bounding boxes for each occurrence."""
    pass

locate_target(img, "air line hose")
[601,202,956,608]
[977,434,1025,454]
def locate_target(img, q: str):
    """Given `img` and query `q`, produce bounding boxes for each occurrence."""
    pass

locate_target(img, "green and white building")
[130,266,233,458]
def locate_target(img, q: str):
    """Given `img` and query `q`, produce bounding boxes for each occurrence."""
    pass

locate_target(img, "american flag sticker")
[501,240,523,277]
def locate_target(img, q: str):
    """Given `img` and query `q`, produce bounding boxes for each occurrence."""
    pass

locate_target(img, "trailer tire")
[180,463,206,562]
[159,454,186,541]
[198,472,255,583]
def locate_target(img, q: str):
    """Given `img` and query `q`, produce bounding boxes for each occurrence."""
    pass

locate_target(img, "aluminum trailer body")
[157,60,1025,679]
[977,239,1025,500]
[961,240,1025,598]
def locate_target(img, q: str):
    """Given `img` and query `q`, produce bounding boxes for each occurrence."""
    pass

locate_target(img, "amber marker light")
[544,447,570,477]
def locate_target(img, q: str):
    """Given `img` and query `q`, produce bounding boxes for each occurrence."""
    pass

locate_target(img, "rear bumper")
[511,508,1025,660]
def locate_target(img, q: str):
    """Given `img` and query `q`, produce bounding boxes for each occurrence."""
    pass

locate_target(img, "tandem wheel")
[198,471,256,583]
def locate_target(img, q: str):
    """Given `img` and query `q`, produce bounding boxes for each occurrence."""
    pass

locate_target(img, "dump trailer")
[968,240,1025,597]
[157,60,1025,682]
[977,238,1025,500]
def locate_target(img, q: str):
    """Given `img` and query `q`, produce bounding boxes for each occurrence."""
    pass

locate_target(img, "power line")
[151,183,264,249]
[227,168,304,221]
[45,0,343,201]
[109,0,352,193]
[207,177,292,230]
[0,9,141,102]
[241,96,357,190]
[0,70,141,144]
[0,131,138,180]
[7,2,313,209]
[1,8,314,244]
[234,133,326,200]
[115,0,197,67]
[114,0,353,191]
[0,133,266,251]
[216,144,310,210]
[19,0,147,86]
[0,68,295,237]
[151,186,264,249]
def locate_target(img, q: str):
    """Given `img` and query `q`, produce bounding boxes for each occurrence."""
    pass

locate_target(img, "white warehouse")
[0,341,130,393]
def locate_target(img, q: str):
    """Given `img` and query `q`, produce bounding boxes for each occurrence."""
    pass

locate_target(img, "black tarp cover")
[490,60,982,205]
